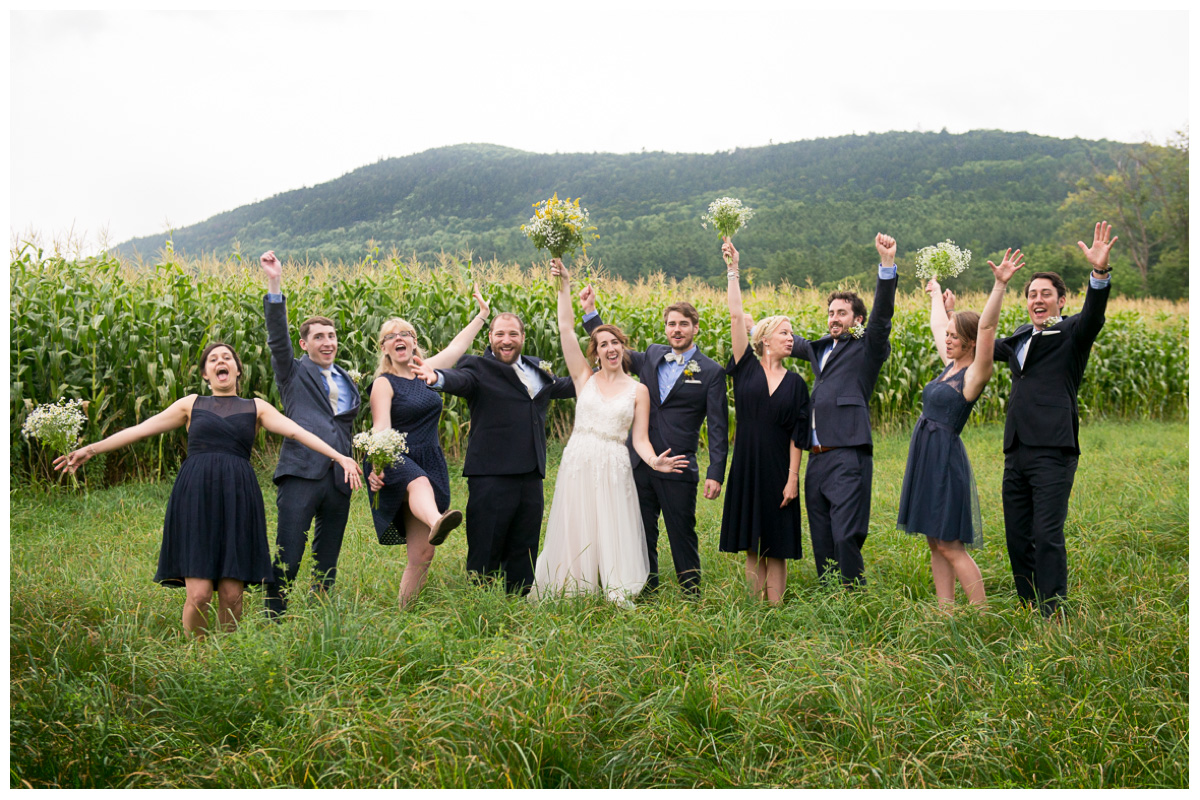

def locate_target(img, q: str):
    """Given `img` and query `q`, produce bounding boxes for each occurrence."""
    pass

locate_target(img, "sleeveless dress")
[530,378,650,604]
[364,373,451,546]
[154,395,273,587]
[719,344,810,559]
[896,363,983,548]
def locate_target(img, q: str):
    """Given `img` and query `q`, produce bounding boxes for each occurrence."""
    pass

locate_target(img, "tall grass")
[8,421,1187,788]
[10,245,1188,482]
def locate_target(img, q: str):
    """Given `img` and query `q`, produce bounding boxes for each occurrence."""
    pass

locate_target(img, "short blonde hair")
[751,315,791,358]
[374,318,424,378]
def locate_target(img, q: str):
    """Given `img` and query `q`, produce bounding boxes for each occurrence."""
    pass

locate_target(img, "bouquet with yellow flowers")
[522,193,598,259]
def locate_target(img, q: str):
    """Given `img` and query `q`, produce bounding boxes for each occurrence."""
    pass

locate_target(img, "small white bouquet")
[701,196,755,239]
[914,240,972,282]
[23,398,87,487]
[353,429,408,508]
[522,193,599,260]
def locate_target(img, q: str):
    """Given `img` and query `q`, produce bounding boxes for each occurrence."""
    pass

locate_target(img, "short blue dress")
[896,364,983,548]
[364,373,451,545]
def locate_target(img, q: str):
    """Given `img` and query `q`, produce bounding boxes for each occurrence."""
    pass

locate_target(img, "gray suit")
[263,295,361,616]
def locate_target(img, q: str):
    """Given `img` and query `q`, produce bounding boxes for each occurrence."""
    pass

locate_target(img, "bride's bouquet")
[522,193,599,259]
[353,429,408,508]
[23,398,87,487]
[914,240,972,282]
[701,197,755,264]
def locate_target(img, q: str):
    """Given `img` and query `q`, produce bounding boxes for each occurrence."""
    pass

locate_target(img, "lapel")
[299,355,336,413]
[1007,324,1034,375]
[641,348,664,406]
[484,347,530,397]
[813,336,843,376]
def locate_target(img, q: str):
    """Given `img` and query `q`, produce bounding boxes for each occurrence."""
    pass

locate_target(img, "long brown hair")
[586,324,633,372]
[199,341,244,393]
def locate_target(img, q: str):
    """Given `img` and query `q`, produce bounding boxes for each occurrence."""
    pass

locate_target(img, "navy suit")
[263,295,361,615]
[583,314,729,594]
[994,280,1109,613]
[788,271,897,585]
[436,348,575,594]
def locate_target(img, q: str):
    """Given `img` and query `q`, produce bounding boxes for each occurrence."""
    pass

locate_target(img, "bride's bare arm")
[631,383,687,473]
[553,259,592,392]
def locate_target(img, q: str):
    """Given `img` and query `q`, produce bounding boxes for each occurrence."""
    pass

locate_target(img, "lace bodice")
[919,363,978,435]
[570,378,636,445]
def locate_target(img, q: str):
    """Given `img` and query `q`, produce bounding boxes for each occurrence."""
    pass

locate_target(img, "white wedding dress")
[530,377,650,605]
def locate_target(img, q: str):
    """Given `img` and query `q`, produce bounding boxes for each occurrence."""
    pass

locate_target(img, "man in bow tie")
[261,250,362,617]
[578,293,728,597]
[751,233,899,587]
[988,221,1117,616]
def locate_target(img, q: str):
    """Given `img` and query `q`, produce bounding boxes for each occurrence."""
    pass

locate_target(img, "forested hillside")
[117,130,1187,297]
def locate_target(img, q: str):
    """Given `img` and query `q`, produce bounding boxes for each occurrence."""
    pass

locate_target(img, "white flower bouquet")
[23,398,87,487]
[701,197,755,239]
[914,240,972,282]
[522,193,599,259]
[353,428,408,508]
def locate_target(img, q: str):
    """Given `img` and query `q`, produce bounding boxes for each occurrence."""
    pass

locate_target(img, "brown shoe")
[428,509,463,546]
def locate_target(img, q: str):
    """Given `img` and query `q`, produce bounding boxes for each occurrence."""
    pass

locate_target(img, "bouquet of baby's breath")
[354,429,408,508]
[701,197,755,239]
[915,240,972,282]
[522,193,598,259]
[23,398,87,487]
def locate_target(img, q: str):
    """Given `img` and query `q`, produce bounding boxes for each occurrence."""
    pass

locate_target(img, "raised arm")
[255,399,363,489]
[926,277,952,366]
[724,238,749,363]
[54,395,195,474]
[551,259,592,390]
[631,383,688,474]
[963,248,1024,401]
[422,285,490,371]
[1074,220,1117,348]
[261,250,296,385]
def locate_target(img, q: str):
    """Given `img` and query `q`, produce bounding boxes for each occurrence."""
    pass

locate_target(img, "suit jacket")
[583,314,728,484]
[789,271,897,451]
[265,295,362,493]
[437,348,576,478]
[994,281,1109,455]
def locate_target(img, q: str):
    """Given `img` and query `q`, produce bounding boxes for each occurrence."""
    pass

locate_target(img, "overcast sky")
[8,6,1191,256]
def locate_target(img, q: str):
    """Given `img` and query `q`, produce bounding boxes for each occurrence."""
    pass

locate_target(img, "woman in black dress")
[365,287,489,608]
[55,342,362,637]
[896,250,1023,607]
[719,238,810,605]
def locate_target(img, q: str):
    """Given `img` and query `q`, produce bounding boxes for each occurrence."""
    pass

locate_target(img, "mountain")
[118,131,1119,290]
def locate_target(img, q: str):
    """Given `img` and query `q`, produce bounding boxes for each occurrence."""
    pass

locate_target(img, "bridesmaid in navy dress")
[55,342,362,638]
[719,238,809,605]
[897,249,1024,607]
[365,287,489,609]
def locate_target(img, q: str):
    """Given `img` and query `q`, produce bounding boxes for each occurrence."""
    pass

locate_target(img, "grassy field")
[9,420,1188,788]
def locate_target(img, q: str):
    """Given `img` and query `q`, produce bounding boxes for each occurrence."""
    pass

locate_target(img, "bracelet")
[727,270,739,279]
[1092,267,1112,275]
[788,468,798,475]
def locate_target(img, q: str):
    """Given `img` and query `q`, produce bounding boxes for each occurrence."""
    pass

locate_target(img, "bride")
[530,259,688,605]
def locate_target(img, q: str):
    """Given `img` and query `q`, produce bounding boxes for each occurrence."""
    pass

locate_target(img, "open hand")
[53,445,95,475]
[472,284,490,320]
[1078,221,1118,273]
[411,355,439,386]
[651,448,689,474]
[988,248,1026,285]
[337,456,364,490]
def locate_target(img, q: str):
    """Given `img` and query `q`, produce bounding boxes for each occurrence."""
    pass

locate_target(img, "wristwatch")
[1092,266,1113,275]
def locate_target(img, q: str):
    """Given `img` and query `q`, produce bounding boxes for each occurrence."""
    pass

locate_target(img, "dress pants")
[265,472,351,617]
[465,472,544,595]
[804,446,872,586]
[633,462,701,595]
[1002,445,1079,615]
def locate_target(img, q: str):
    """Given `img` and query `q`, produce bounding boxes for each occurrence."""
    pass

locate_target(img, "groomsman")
[416,313,575,595]
[579,292,729,596]
[756,233,899,586]
[261,251,361,617]
[991,221,1116,615]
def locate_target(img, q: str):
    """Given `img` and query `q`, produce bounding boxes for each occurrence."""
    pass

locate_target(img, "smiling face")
[663,310,697,354]
[944,316,974,361]
[1026,278,1066,329]
[594,329,626,374]
[300,322,338,368]
[827,299,862,338]
[380,320,419,368]
[489,314,525,365]
[201,345,242,395]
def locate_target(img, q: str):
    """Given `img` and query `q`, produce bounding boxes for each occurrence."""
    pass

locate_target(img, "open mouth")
[215,367,231,380]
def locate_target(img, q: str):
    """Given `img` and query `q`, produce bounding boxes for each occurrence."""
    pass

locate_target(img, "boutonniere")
[1043,316,1063,329]
[345,368,363,383]
[537,361,555,377]
[849,323,866,340]
[683,359,701,378]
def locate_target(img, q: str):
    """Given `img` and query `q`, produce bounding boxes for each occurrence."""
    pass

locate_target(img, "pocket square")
[1040,330,1062,336]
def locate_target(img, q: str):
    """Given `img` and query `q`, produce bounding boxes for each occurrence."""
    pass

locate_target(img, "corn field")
[10,245,1189,485]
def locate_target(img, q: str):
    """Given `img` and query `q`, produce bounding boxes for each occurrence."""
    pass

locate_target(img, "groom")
[579,291,728,597]
[418,312,575,595]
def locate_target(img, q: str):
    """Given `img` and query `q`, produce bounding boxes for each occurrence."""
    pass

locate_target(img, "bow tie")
[665,352,687,365]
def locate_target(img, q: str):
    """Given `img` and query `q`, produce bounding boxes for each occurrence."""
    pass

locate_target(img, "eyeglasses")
[382,331,416,343]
